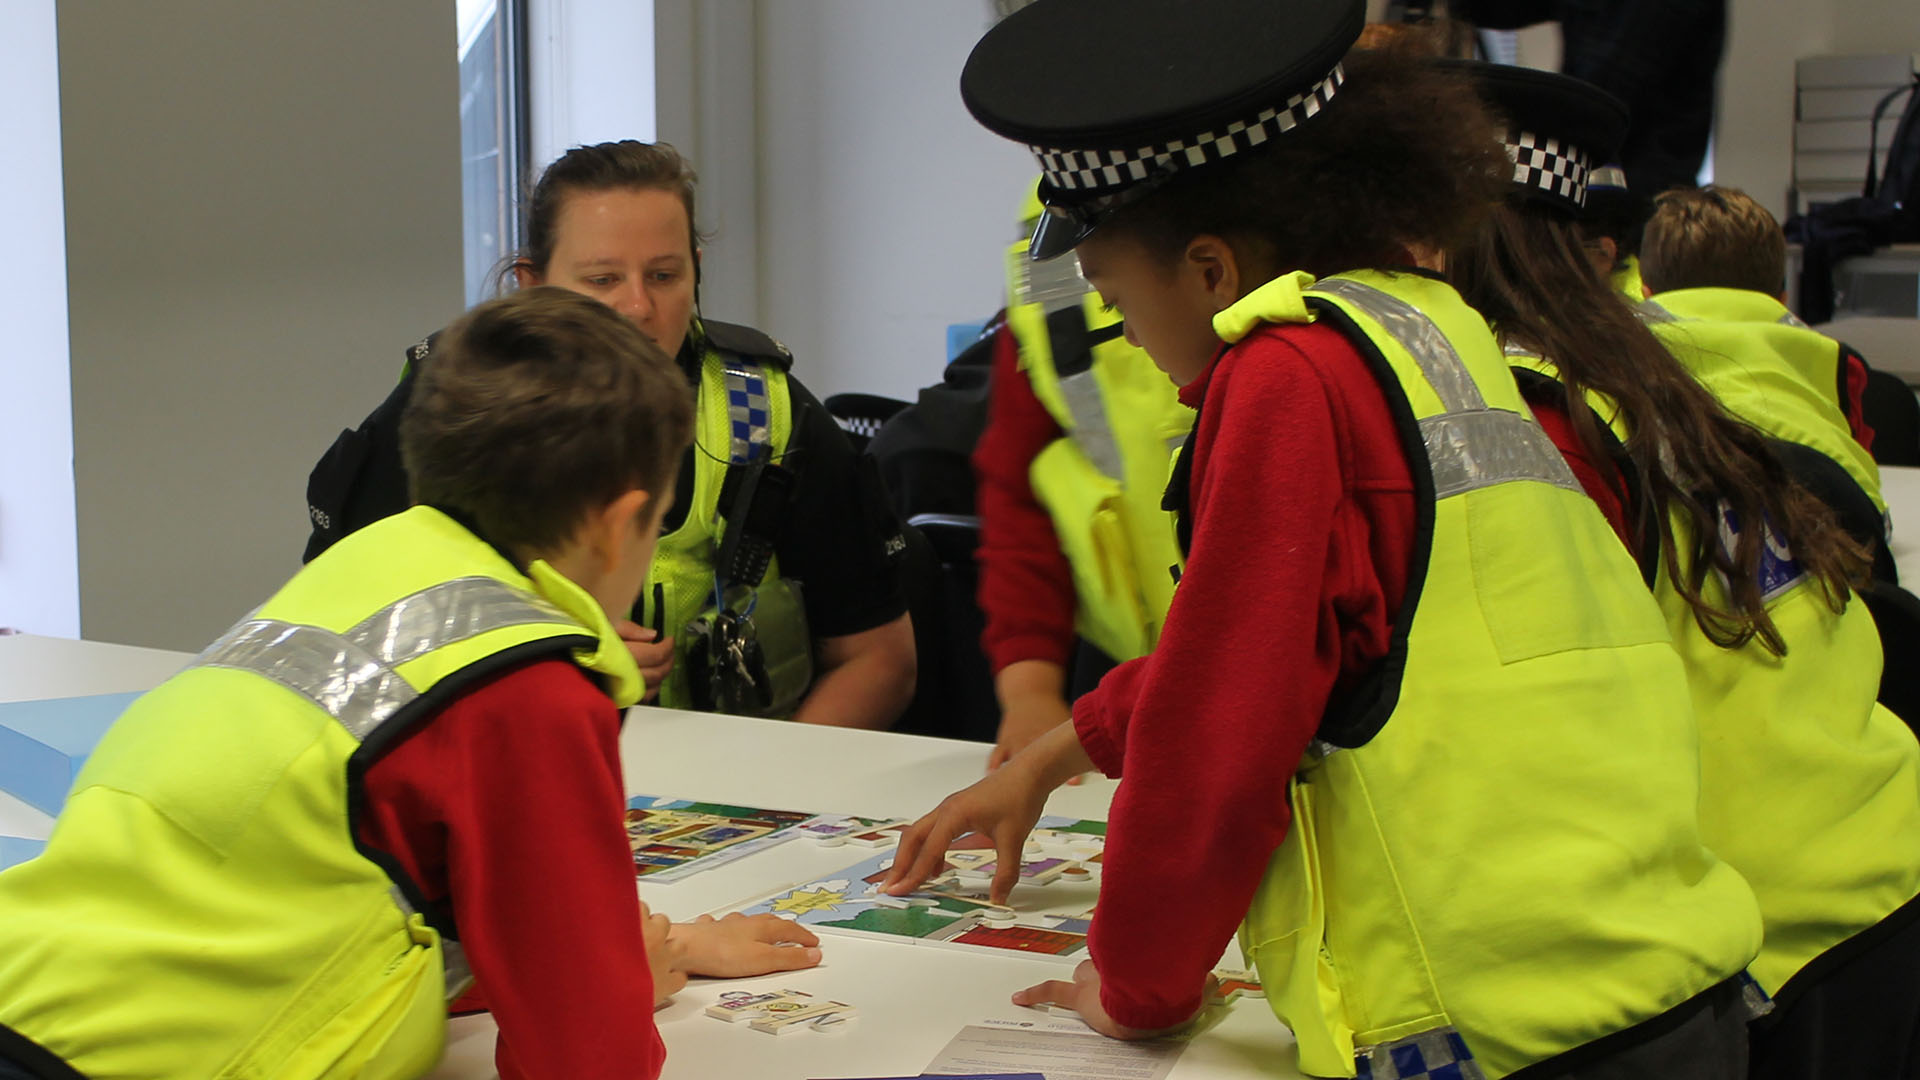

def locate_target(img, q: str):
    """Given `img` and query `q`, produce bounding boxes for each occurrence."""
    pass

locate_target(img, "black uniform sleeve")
[776,375,910,637]
[302,369,417,563]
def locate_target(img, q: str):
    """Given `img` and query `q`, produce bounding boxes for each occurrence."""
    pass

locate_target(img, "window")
[458,0,530,305]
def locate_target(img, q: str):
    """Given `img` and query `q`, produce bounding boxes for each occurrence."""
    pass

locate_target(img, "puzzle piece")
[750,997,857,1035]
[705,988,815,1023]
[1212,968,1265,1003]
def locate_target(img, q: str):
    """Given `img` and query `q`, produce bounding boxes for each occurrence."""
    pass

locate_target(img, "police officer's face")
[524,187,698,359]
[1076,231,1231,385]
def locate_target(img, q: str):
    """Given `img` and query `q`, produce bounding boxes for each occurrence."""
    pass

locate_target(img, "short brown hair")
[401,287,695,555]
[1100,44,1511,279]
[1640,185,1786,295]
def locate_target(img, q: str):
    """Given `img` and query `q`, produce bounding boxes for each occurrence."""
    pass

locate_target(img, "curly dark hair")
[1098,44,1511,278]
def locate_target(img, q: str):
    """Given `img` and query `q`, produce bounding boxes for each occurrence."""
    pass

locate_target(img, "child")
[1448,63,1920,1080]
[1639,185,1881,495]
[0,288,820,1080]
[888,3,1764,1076]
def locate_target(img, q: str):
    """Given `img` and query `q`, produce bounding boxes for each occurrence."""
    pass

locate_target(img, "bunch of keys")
[696,606,775,715]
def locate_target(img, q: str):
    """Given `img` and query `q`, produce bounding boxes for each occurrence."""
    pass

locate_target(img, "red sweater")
[356,659,664,1080]
[973,326,1079,674]
[1070,321,1419,1030]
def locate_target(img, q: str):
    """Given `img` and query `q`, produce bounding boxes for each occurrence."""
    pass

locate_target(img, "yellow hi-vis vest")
[0,507,641,1079]
[637,326,794,710]
[1510,352,1920,1003]
[1640,288,1883,512]
[1611,253,1645,303]
[1205,271,1761,1080]
[1005,236,1192,662]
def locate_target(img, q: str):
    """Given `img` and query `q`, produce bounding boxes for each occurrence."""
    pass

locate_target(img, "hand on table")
[641,900,688,1005]
[669,912,823,978]
[616,620,674,703]
[1013,959,1213,1041]
[881,753,1052,905]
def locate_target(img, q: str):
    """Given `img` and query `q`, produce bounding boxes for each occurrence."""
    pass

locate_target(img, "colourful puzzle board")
[625,795,821,881]
[728,816,1106,963]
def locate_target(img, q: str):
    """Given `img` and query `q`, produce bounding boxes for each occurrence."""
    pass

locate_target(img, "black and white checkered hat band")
[1030,64,1345,195]
[1506,131,1590,207]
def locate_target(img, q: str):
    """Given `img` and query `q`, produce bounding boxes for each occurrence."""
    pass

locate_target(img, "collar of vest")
[524,557,644,708]
[1647,286,1794,325]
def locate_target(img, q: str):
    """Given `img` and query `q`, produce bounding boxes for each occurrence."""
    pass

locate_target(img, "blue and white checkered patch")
[722,361,773,464]
[1355,1027,1486,1080]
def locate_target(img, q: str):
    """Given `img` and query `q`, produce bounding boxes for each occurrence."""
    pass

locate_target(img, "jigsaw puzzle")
[727,816,1106,962]
[625,796,818,881]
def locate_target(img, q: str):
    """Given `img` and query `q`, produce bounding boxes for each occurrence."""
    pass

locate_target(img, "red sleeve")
[1526,394,1633,549]
[357,659,665,1080]
[1071,324,1414,1029]
[972,325,1079,674]
[1839,345,1876,453]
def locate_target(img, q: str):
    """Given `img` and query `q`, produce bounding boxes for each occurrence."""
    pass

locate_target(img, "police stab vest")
[638,324,796,711]
[0,507,641,1079]
[1005,236,1193,662]
[1512,352,1920,1004]
[1192,270,1761,1080]
[1641,288,1883,512]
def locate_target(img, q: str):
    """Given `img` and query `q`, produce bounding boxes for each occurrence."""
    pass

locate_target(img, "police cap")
[1444,61,1630,217]
[962,0,1365,259]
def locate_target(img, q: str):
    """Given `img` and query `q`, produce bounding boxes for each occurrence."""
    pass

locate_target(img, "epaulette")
[702,319,794,372]
[399,330,441,379]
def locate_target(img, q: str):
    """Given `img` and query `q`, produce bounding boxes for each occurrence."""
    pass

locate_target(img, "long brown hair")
[1451,200,1868,654]
[497,140,708,292]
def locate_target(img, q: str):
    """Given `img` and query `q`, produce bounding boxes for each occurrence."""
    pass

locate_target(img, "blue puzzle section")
[0,692,141,815]
[0,836,47,871]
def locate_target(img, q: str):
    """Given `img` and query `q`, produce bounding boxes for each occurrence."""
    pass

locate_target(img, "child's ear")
[592,489,655,571]
[1186,235,1241,310]
[512,259,542,289]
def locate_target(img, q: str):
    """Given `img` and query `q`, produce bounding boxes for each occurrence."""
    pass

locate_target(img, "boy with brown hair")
[1641,184,1788,295]
[1638,185,1879,466]
[0,286,819,1080]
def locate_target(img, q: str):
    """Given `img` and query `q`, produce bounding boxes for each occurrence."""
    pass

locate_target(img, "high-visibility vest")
[1641,287,1882,512]
[1005,235,1192,661]
[638,324,795,709]
[1194,270,1761,1079]
[0,506,641,1079]
[1509,348,1920,1004]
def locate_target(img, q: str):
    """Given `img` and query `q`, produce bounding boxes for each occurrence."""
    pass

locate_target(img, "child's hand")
[616,621,674,702]
[641,901,688,1005]
[882,760,1050,905]
[1012,959,1212,1040]
[886,721,1096,904]
[669,913,824,978]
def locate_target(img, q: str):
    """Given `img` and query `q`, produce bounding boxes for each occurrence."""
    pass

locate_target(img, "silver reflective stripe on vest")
[1015,249,1090,313]
[1306,278,1576,500]
[1637,299,1679,324]
[347,577,574,668]
[1421,409,1582,499]
[1778,310,1811,329]
[198,620,415,741]
[1059,370,1127,479]
[195,577,584,1003]
[1309,278,1487,412]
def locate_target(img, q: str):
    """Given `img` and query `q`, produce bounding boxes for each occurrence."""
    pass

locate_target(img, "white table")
[0,633,1300,1080]
[1883,465,1920,585]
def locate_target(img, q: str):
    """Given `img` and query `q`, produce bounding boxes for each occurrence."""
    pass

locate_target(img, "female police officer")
[304,141,915,728]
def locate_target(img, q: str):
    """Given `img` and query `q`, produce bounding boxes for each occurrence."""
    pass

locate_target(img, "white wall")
[527,0,658,168]
[1713,0,1920,220]
[659,0,1036,402]
[0,0,79,638]
[58,0,465,651]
